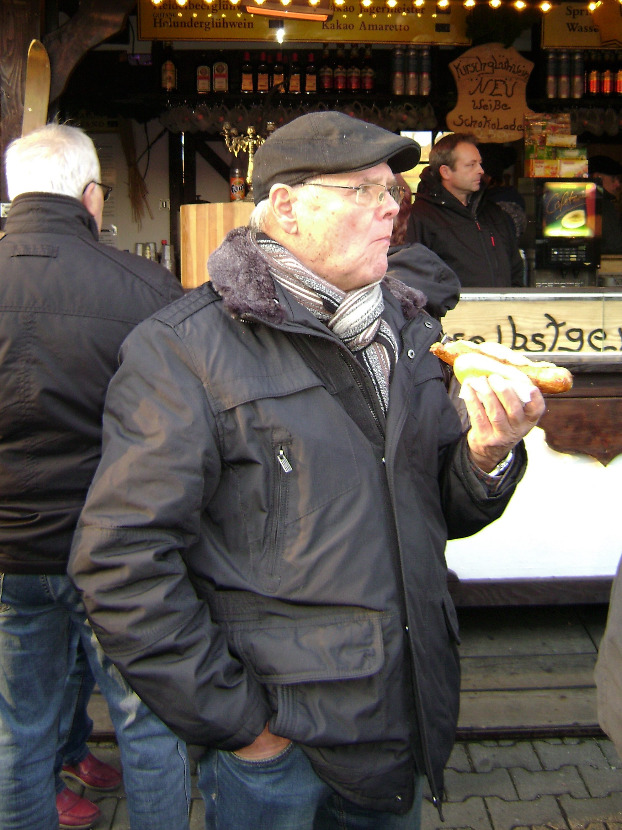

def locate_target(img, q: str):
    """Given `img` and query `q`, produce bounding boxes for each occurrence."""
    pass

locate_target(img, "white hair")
[5,123,100,201]
[248,199,270,231]
[248,183,308,232]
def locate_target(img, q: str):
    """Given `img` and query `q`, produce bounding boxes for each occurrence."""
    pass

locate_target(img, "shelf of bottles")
[159,42,434,98]
[155,42,440,135]
[544,49,622,102]
[539,49,622,137]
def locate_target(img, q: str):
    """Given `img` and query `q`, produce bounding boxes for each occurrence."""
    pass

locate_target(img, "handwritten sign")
[442,293,622,354]
[445,43,536,142]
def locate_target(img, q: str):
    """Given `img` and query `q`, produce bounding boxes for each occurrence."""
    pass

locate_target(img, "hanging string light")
[149,0,570,13]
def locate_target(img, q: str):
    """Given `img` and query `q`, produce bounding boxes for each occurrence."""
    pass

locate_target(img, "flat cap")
[252,111,421,204]
[588,155,622,177]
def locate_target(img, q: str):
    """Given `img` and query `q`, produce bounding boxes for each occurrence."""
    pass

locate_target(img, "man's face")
[597,172,621,198]
[291,162,400,293]
[440,142,484,204]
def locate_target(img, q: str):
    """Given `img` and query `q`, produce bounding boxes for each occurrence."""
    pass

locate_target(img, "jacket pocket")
[227,606,398,746]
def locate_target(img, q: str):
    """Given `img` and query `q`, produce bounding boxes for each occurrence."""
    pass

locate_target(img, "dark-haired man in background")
[406,132,524,287]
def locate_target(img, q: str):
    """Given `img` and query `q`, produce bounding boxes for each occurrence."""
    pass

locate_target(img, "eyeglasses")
[82,181,113,202]
[301,181,406,208]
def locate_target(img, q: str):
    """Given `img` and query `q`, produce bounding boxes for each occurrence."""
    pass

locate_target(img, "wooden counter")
[442,288,622,465]
[180,202,254,289]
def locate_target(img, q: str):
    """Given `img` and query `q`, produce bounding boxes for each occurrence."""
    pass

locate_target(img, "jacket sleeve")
[69,316,271,749]
[440,434,528,540]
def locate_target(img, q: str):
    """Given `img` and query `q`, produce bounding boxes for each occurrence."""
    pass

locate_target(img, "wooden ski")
[22,39,50,137]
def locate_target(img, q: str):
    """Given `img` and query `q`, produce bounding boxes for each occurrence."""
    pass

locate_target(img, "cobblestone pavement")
[71,735,622,830]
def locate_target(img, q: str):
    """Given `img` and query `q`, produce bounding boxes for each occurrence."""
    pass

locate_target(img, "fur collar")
[208,226,427,324]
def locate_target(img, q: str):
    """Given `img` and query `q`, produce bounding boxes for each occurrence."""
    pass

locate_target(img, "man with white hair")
[70,112,545,829]
[0,123,190,830]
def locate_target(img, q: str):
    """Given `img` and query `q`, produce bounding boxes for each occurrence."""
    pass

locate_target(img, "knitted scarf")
[256,235,398,413]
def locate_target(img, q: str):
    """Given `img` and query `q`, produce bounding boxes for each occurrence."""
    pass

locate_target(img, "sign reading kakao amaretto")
[137,0,470,45]
[445,43,536,142]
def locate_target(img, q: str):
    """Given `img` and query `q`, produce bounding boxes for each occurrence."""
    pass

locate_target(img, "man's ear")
[80,182,103,232]
[81,182,97,216]
[269,184,299,234]
[438,164,451,183]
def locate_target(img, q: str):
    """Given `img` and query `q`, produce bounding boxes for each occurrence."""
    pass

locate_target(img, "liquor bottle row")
[390,46,432,97]
[545,49,622,100]
[157,43,436,98]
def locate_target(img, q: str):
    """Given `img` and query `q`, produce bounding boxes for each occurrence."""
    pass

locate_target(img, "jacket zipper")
[339,351,385,439]
[267,444,292,583]
[382,320,446,818]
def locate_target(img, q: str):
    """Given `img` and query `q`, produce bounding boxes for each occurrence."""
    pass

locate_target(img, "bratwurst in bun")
[430,339,573,395]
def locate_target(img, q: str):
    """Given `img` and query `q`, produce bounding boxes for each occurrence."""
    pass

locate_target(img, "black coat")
[71,227,527,815]
[0,193,183,573]
[406,167,524,288]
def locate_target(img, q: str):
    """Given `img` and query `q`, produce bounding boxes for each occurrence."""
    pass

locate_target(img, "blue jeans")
[198,742,423,830]
[55,635,95,793]
[0,573,191,830]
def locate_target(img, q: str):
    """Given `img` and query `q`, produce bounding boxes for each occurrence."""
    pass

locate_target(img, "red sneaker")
[56,786,101,830]
[62,751,122,792]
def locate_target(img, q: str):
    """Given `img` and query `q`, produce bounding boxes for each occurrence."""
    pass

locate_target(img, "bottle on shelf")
[557,50,570,99]
[288,52,302,94]
[256,52,270,93]
[319,46,334,93]
[212,58,229,93]
[601,50,614,96]
[571,51,584,99]
[545,51,558,99]
[161,42,177,93]
[587,50,600,96]
[391,46,405,96]
[160,241,175,274]
[406,46,418,96]
[196,54,211,95]
[616,51,622,95]
[361,46,375,94]
[305,52,317,94]
[230,165,246,202]
[241,51,254,93]
[333,45,347,92]
[272,51,286,92]
[347,45,361,93]
[419,47,432,97]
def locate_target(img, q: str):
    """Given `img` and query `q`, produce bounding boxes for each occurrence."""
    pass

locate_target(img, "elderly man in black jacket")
[0,123,189,830]
[70,112,545,830]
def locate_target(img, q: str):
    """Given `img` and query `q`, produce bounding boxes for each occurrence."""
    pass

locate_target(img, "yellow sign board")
[137,0,470,45]
[442,292,622,354]
[542,1,607,49]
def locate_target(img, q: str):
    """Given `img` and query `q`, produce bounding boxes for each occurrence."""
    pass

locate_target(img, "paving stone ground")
[69,735,622,830]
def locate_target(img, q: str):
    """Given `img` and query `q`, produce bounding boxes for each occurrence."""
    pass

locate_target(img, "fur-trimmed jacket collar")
[208,226,427,326]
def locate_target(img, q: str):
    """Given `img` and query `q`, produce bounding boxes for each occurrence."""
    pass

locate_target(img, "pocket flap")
[233,612,385,684]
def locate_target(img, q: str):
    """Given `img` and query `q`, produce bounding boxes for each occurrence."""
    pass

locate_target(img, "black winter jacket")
[70,227,526,815]
[405,166,524,288]
[0,193,183,573]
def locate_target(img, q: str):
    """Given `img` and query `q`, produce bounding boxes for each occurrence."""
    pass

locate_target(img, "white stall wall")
[91,120,231,256]
[446,427,622,581]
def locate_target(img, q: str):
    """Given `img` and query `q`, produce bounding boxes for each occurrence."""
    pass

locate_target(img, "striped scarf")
[256,235,398,414]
